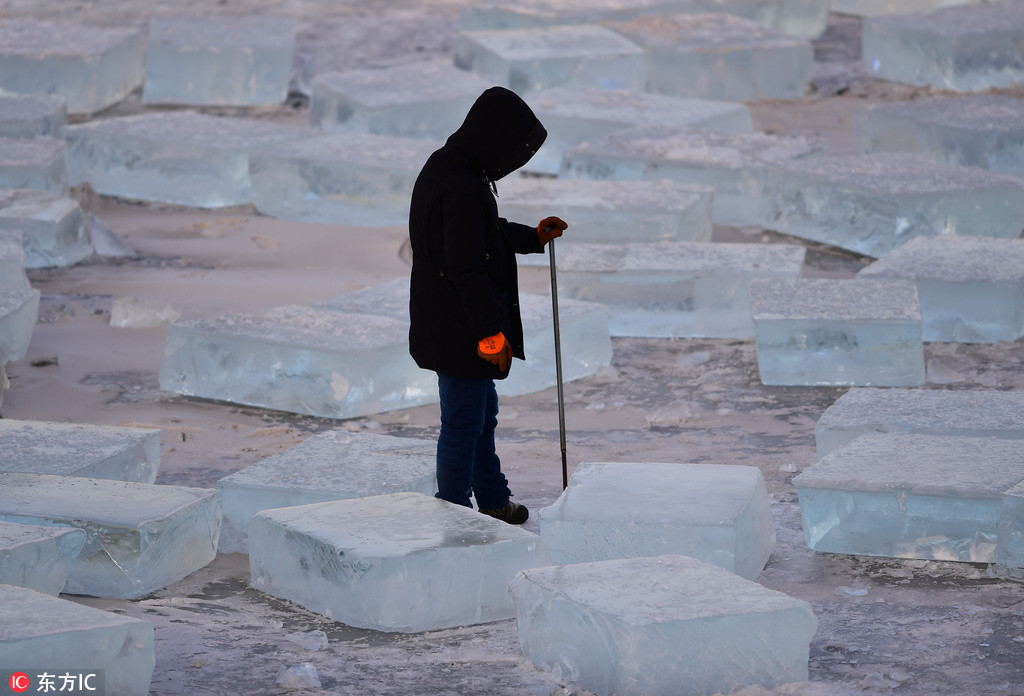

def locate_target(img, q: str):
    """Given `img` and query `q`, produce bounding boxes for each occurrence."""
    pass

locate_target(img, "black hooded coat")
[408,87,548,379]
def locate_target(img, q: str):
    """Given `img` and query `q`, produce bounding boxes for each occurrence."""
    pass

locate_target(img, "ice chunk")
[0,473,221,599]
[0,521,85,595]
[0,229,28,289]
[0,137,67,195]
[509,554,817,696]
[561,125,823,228]
[854,95,1024,180]
[858,236,1024,343]
[540,462,775,578]
[0,419,161,484]
[768,152,1024,258]
[310,60,494,140]
[63,111,304,209]
[0,189,91,268]
[248,492,550,632]
[999,479,1024,568]
[249,132,441,226]
[0,288,40,402]
[0,584,154,694]
[0,19,145,115]
[217,430,437,553]
[143,16,295,106]
[604,14,814,101]
[863,2,1024,92]
[0,94,67,138]
[794,432,1024,565]
[455,24,646,93]
[749,277,925,387]
[833,0,983,17]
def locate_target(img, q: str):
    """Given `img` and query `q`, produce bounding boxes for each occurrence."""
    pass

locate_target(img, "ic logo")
[8,672,30,693]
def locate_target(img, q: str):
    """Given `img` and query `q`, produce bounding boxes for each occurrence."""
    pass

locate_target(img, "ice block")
[833,0,983,16]
[999,480,1024,567]
[0,94,67,138]
[0,229,28,289]
[0,137,67,195]
[0,188,91,268]
[0,521,85,595]
[0,287,40,379]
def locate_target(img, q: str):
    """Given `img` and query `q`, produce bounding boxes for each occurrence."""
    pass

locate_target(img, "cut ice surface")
[0,521,85,595]
[0,473,221,599]
[749,277,925,387]
[549,241,805,338]
[0,188,91,268]
[815,387,1024,459]
[863,2,1024,92]
[0,137,67,195]
[832,0,983,17]
[604,13,814,101]
[525,86,753,174]
[0,19,145,115]
[0,419,161,483]
[539,462,775,579]
[768,152,1024,258]
[0,230,28,289]
[63,111,304,209]
[0,584,155,695]
[560,125,824,228]
[858,236,1024,343]
[217,430,437,553]
[793,432,1024,566]
[249,132,441,226]
[999,479,1024,567]
[0,94,66,138]
[455,24,646,93]
[854,95,1024,179]
[509,554,817,696]
[248,492,551,632]
[143,16,295,106]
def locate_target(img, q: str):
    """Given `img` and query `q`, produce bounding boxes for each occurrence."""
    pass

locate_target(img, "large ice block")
[858,236,1024,343]
[310,60,493,140]
[749,277,925,387]
[0,473,221,599]
[526,87,753,174]
[217,430,437,553]
[248,492,551,632]
[0,94,67,138]
[604,13,814,101]
[0,521,85,595]
[0,419,161,484]
[561,125,823,228]
[0,288,40,401]
[863,2,1024,92]
[249,132,441,226]
[0,20,145,115]
[794,432,1024,566]
[0,229,28,289]
[509,554,817,696]
[0,584,155,695]
[63,111,304,209]
[815,387,1024,459]
[0,137,67,195]
[854,95,1024,180]
[768,152,1024,258]
[539,462,775,578]
[455,24,646,93]
[999,479,1024,568]
[833,0,983,17]
[0,188,91,268]
[143,16,295,106]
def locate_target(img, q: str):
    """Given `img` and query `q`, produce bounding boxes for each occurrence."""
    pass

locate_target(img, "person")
[407,86,567,525]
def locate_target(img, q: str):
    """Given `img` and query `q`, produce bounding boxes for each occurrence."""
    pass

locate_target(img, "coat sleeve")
[500,218,545,255]
[441,186,503,341]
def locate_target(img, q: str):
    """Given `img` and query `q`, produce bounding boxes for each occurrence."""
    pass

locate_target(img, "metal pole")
[548,238,568,490]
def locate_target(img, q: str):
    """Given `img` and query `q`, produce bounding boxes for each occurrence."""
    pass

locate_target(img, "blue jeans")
[435,373,512,510]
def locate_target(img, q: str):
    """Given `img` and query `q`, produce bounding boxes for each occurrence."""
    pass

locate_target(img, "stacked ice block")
[0,188,91,268]
[0,95,67,138]
[509,555,818,696]
[0,521,85,595]
[0,229,28,288]
[0,137,67,195]
[248,492,551,632]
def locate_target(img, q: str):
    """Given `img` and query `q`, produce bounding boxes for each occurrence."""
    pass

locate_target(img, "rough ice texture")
[0,520,85,595]
[749,277,925,387]
[768,152,1024,258]
[561,125,823,228]
[793,432,1024,566]
[815,387,1024,459]
[63,111,304,209]
[0,137,67,195]
[310,60,493,139]
[249,132,442,226]
[539,462,775,578]
[0,287,40,363]
[217,431,437,553]
[854,95,1024,179]
[0,584,155,695]
[0,19,145,115]
[833,0,983,17]
[604,13,814,101]
[0,472,221,599]
[0,229,28,289]
[455,24,646,93]
[863,2,1024,91]
[549,241,805,338]
[509,554,818,696]
[858,236,1024,343]
[0,188,91,268]
[0,418,161,483]
[248,492,551,632]
[0,94,67,138]
[143,16,295,106]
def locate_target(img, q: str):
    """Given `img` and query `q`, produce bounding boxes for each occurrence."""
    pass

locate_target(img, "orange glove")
[537,216,567,246]
[477,332,512,372]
